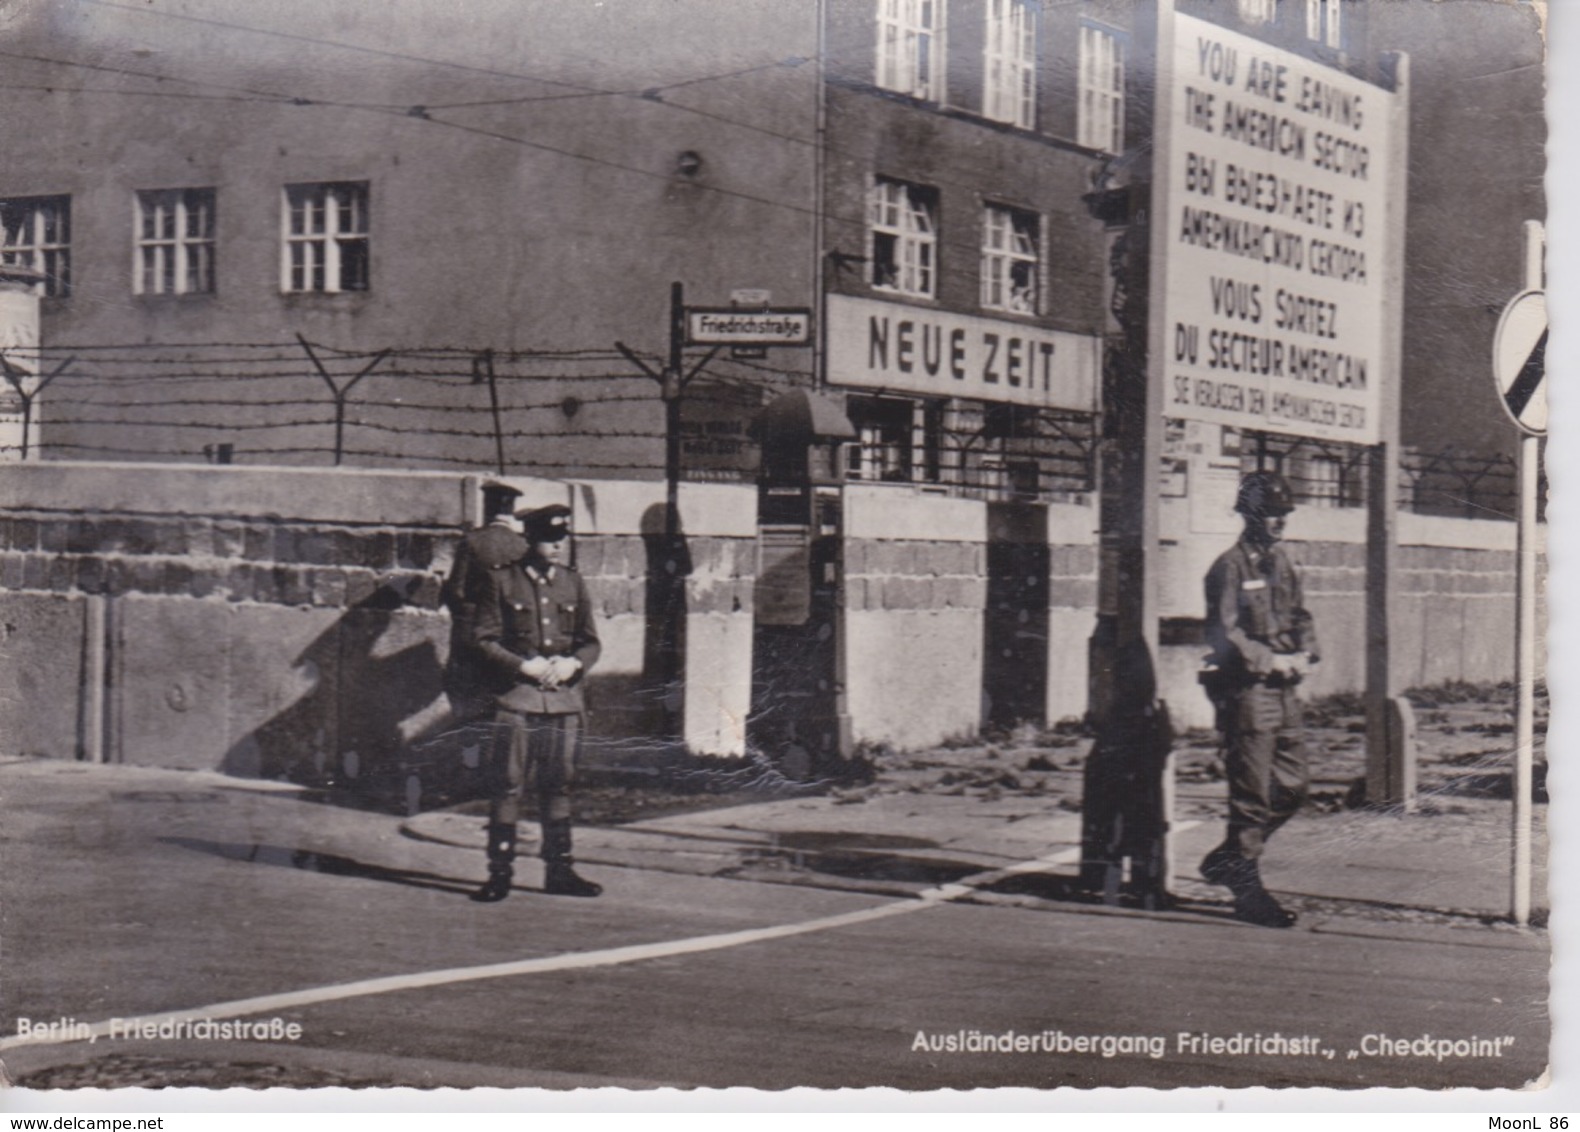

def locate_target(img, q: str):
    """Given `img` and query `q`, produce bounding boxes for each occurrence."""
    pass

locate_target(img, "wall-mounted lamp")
[676,150,703,177]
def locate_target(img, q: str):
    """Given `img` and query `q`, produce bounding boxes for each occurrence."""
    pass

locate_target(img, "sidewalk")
[403,766,1549,931]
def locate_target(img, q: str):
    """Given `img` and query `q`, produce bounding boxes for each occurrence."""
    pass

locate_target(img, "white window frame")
[1237,0,1277,25]
[981,204,1039,315]
[984,0,1036,128]
[875,0,945,102]
[1305,0,1341,48]
[845,396,916,483]
[1078,24,1125,154]
[1303,453,1345,507]
[282,181,369,294]
[1,195,70,298]
[869,178,938,299]
[134,188,215,296]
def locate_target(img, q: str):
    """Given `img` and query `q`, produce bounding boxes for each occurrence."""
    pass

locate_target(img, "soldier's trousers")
[1220,682,1309,860]
[488,709,582,858]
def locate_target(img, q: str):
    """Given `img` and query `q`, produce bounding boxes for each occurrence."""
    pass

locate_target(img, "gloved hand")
[1275,654,1310,682]
[545,656,581,687]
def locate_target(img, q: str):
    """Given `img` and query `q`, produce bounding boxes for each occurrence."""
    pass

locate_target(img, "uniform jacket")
[1204,537,1320,682]
[473,559,601,714]
[440,521,529,694]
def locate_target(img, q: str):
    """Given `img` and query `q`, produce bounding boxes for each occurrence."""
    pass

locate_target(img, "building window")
[846,396,915,482]
[1305,0,1341,48]
[282,182,369,293]
[135,189,215,296]
[876,0,944,102]
[1078,24,1124,153]
[1238,0,1277,24]
[984,0,1036,128]
[981,204,1039,315]
[870,178,938,299]
[1,196,70,298]
[1303,454,1345,506]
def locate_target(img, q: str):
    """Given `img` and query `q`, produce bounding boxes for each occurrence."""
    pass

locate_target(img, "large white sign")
[1154,11,1397,444]
[826,294,1099,410]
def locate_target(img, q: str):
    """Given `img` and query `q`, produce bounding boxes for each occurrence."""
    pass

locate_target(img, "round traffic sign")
[1493,289,1547,436]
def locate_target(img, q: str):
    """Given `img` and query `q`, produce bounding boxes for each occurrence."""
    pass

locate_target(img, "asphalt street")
[0,758,1549,1091]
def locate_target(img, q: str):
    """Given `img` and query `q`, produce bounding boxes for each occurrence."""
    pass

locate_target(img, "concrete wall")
[842,487,989,750]
[838,482,1537,744]
[840,485,1099,750]
[0,463,1541,764]
[568,479,757,759]
[1160,508,1544,731]
[0,463,757,783]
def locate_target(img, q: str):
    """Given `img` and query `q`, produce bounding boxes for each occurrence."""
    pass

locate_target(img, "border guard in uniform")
[470,503,603,902]
[1199,471,1320,928]
[440,481,528,723]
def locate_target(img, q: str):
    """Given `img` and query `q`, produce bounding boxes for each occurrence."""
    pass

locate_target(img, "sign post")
[1140,1,1407,894]
[1492,221,1545,927]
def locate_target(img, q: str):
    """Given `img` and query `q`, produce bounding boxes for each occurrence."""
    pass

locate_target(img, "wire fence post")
[0,353,72,460]
[472,349,508,475]
[297,334,389,466]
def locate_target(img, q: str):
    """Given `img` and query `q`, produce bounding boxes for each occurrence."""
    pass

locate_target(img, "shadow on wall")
[218,503,701,811]
[982,502,1051,731]
[221,581,485,810]
[635,500,690,758]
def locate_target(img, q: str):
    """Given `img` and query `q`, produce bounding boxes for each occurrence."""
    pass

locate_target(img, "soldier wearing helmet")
[1198,470,1320,928]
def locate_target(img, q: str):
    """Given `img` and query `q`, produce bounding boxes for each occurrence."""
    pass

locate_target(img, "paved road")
[0,760,1548,1090]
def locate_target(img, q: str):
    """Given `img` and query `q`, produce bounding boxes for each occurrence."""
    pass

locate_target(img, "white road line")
[0,825,1197,1055]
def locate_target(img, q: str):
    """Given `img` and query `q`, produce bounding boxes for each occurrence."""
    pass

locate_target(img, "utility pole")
[615,282,719,743]
[1364,53,1414,811]
[1511,219,1544,927]
[1080,0,1171,907]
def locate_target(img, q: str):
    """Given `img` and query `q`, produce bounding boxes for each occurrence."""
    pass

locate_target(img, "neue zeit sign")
[1153,10,1399,444]
[826,294,1100,410]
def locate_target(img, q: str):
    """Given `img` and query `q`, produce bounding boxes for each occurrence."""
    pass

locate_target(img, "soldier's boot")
[1226,859,1296,929]
[541,819,602,898]
[471,822,517,903]
[1198,842,1241,887]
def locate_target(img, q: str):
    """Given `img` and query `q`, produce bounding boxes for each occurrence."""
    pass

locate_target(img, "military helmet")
[1235,471,1295,517]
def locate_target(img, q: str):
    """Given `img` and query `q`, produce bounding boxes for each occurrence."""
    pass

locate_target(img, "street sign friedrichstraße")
[686,307,812,346]
[1493,288,1547,436]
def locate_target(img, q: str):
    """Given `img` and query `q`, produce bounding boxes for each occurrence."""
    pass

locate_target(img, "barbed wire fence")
[0,336,1535,519]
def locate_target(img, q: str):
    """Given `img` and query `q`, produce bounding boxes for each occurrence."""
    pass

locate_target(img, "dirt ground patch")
[843,680,1547,815]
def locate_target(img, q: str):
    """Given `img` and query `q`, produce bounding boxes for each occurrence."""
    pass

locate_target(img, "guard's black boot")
[1234,886,1297,928]
[1225,859,1296,928]
[542,819,601,897]
[472,866,513,903]
[1199,843,1240,887]
[471,822,517,903]
[544,860,603,898]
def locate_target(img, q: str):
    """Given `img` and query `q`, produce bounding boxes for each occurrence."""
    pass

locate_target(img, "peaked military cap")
[480,479,524,517]
[518,502,574,543]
